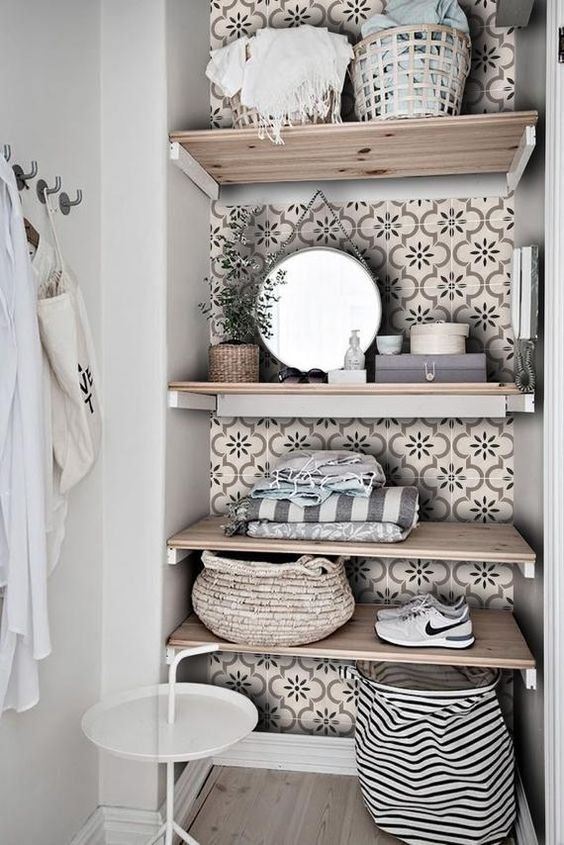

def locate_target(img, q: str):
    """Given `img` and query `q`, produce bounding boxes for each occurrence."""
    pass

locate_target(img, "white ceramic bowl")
[377,335,403,355]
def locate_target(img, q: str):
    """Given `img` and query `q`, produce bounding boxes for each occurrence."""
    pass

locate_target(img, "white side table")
[82,645,258,845]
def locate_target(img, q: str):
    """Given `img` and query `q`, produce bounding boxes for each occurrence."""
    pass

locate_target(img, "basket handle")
[201,550,347,578]
[295,555,348,576]
[340,665,361,684]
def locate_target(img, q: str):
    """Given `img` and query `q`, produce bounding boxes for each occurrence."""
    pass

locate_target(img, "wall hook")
[3,144,11,162]
[13,160,38,191]
[59,188,83,215]
[37,175,62,203]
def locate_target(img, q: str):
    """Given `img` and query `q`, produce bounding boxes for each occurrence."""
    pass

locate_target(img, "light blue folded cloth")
[249,449,386,507]
[361,0,469,38]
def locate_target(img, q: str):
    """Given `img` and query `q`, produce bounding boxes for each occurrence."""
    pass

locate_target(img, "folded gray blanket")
[225,486,419,537]
[246,521,414,543]
[250,449,386,506]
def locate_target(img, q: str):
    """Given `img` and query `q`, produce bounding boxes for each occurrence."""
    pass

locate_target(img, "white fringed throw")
[206,26,353,144]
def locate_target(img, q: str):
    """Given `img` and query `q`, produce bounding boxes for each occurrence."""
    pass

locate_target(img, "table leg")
[173,820,200,844]
[164,761,175,845]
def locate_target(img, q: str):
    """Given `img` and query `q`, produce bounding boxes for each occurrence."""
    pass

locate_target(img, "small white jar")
[410,322,469,355]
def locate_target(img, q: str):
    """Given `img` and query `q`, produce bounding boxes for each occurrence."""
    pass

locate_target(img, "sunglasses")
[278,367,327,384]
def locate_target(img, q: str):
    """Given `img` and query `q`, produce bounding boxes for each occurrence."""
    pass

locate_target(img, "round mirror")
[259,247,382,372]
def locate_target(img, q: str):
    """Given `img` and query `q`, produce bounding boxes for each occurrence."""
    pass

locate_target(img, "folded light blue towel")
[361,0,469,38]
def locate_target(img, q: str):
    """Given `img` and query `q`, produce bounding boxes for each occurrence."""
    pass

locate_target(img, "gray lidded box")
[374,353,487,384]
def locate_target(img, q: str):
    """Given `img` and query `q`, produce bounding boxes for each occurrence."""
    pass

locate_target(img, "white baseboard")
[515,773,539,845]
[68,758,213,845]
[102,806,161,845]
[172,757,214,832]
[68,807,106,845]
[213,731,357,775]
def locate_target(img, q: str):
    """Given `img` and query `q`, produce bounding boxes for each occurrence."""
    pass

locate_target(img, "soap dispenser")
[344,330,365,370]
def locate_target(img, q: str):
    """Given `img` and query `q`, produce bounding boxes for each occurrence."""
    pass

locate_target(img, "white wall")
[0,2,103,844]
[163,0,211,662]
[99,0,169,811]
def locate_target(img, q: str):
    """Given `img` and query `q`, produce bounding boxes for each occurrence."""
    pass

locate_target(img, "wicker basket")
[192,551,355,647]
[230,90,337,130]
[351,25,471,121]
[208,343,259,382]
[229,42,338,129]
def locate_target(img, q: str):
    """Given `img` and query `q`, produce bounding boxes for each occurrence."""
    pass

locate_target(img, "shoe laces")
[398,595,431,617]
[403,603,432,622]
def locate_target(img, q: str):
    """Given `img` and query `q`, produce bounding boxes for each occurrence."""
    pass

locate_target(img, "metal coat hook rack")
[2,144,84,214]
[13,160,38,191]
[59,189,83,215]
[37,175,61,203]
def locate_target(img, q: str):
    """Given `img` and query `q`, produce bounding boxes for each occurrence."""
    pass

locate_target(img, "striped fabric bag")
[349,662,515,844]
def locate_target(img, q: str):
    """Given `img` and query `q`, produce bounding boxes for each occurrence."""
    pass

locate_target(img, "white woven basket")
[351,24,471,121]
[192,550,355,647]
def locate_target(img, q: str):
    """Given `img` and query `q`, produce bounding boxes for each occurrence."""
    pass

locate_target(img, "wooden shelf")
[168,605,535,672]
[168,382,534,418]
[169,112,537,199]
[168,516,535,567]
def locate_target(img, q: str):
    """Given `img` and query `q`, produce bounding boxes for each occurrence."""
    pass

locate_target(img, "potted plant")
[200,209,285,382]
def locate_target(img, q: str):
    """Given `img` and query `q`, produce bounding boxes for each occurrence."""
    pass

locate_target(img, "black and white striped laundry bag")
[348,662,515,845]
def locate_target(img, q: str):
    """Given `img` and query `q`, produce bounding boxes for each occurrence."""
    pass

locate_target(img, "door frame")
[544,3,564,842]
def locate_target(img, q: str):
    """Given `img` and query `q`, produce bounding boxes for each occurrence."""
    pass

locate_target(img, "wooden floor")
[186,767,514,845]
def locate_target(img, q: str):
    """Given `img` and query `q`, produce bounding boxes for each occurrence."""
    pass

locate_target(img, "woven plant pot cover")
[192,550,355,647]
[208,343,259,383]
[345,662,515,845]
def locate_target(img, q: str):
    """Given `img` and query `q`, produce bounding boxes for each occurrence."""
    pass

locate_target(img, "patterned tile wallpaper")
[209,0,515,127]
[207,199,515,735]
[206,1,516,736]
[211,196,515,381]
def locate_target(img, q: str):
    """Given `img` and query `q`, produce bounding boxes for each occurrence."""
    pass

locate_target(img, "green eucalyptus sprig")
[200,208,286,344]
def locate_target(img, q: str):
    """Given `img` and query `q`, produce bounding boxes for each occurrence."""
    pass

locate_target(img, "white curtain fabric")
[0,156,50,714]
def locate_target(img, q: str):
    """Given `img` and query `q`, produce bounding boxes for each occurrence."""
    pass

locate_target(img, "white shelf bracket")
[506,125,536,194]
[520,667,537,691]
[506,393,535,413]
[517,561,535,579]
[167,547,192,565]
[168,390,217,412]
[169,141,220,200]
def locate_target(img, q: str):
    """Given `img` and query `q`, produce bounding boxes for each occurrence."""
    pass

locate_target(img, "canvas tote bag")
[36,194,101,494]
[346,662,515,845]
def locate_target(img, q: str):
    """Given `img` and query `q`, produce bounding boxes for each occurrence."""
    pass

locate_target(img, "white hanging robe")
[0,155,50,713]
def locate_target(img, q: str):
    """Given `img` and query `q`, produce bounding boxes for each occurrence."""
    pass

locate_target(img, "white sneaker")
[377,594,467,621]
[375,604,475,649]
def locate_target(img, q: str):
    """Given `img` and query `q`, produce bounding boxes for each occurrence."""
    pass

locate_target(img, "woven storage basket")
[351,25,471,121]
[230,90,337,130]
[229,43,338,129]
[208,343,259,382]
[192,550,355,647]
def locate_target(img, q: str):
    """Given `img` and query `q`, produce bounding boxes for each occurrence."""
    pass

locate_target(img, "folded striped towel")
[225,486,419,537]
[246,521,414,543]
